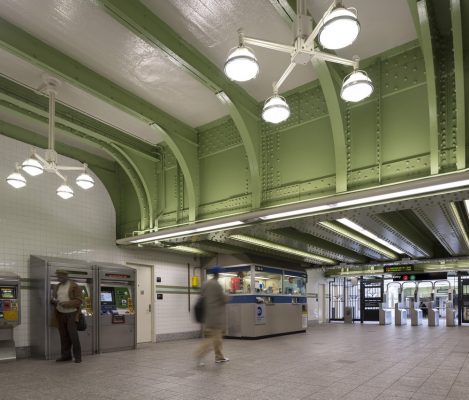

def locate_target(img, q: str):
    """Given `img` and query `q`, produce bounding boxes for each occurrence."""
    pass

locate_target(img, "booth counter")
[207,265,308,339]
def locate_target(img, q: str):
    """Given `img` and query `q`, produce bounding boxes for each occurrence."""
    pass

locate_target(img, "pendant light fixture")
[224,0,373,123]
[5,76,95,198]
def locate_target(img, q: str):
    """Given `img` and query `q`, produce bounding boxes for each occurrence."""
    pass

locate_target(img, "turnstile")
[0,273,21,361]
[29,256,95,359]
[95,263,136,353]
[394,304,407,325]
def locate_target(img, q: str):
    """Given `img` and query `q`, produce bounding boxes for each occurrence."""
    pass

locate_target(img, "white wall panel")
[0,135,196,348]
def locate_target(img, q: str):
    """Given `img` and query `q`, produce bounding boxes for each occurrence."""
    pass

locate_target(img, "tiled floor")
[2,323,469,400]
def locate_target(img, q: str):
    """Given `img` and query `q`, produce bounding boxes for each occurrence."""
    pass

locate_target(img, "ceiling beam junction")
[100,0,262,209]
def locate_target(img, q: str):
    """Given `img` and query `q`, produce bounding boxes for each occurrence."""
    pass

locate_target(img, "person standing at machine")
[51,269,83,363]
[195,267,229,366]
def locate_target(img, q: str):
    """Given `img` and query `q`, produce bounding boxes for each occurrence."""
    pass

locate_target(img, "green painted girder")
[109,143,155,229]
[0,16,199,221]
[450,0,466,170]
[0,118,121,215]
[268,0,296,24]
[0,95,151,231]
[100,0,258,117]
[271,227,368,263]
[100,0,261,209]
[312,59,348,192]
[216,92,261,208]
[269,3,348,193]
[0,76,159,162]
[408,0,440,174]
[0,119,115,173]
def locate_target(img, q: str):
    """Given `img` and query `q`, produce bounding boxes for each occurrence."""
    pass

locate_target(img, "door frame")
[126,262,155,343]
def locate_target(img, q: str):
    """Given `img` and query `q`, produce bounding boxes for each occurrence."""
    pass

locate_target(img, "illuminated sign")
[384,266,414,273]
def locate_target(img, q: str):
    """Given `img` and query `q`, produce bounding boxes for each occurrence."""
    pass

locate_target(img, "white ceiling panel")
[0,48,162,145]
[0,0,228,127]
[142,0,316,101]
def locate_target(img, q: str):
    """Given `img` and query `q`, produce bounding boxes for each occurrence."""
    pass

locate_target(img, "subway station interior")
[1,0,469,399]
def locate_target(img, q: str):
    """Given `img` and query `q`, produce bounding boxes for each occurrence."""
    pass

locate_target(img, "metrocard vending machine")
[0,273,21,361]
[95,264,136,353]
[29,256,95,359]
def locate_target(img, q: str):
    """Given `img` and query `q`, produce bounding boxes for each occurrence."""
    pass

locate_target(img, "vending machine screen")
[0,287,16,299]
[100,290,114,304]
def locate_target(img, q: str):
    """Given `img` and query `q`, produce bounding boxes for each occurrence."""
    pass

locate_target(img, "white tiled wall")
[0,135,197,347]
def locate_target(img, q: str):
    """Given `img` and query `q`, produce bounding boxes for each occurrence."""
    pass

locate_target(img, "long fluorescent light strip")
[337,218,405,254]
[319,221,398,259]
[261,179,469,221]
[130,221,244,244]
[230,234,336,264]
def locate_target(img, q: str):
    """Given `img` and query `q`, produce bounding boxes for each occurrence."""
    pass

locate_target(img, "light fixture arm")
[313,50,358,68]
[242,35,294,54]
[273,62,297,93]
[303,1,338,49]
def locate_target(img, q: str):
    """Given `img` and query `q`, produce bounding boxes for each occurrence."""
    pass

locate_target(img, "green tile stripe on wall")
[156,285,201,295]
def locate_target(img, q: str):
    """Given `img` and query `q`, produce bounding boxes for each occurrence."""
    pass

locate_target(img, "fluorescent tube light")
[130,221,244,244]
[260,205,333,220]
[168,246,209,255]
[319,221,399,259]
[337,218,405,254]
[258,178,469,222]
[335,180,469,208]
[229,234,336,264]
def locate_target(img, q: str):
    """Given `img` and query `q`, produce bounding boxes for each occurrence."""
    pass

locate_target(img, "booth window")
[208,267,251,294]
[254,270,282,294]
[283,273,306,295]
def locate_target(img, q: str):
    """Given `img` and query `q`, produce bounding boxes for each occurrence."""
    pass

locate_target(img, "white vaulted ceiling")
[0,0,417,132]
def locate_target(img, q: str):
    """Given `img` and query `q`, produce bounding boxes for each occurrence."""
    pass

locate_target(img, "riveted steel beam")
[0,17,199,220]
[0,95,151,231]
[109,143,155,229]
[0,76,159,162]
[0,119,115,173]
[312,59,348,192]
[100,0,261,209]
[450,0,466,170]
[269,3,348,193]
[408,0,439,174]
[100,0,258,116]
[216,92,261,208]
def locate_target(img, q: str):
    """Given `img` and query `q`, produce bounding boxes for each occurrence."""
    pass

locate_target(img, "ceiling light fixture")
[229,234,336,264]
[260,176,469,221]
[129,220,245,244]
[336,218,405,254]
[319,221,399,259]
[5,76,94,198]
[224,0,373,123]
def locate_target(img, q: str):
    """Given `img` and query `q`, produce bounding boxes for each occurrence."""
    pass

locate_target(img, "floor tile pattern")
[2,323,469,399]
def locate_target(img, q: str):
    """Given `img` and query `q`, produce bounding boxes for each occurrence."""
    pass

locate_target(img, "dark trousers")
[57,311,81,361]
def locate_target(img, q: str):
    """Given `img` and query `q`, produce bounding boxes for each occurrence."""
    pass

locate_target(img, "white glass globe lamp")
[57,183,74,199]
[262,94,290,124]
[340,70,374,102]
[6,169,27,189]
[22,157,44,176]
[319,6,360,50]
[224,45,259,82]
[76,172,94,190]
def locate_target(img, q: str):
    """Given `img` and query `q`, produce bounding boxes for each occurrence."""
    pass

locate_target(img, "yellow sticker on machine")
[3,310,18,321]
